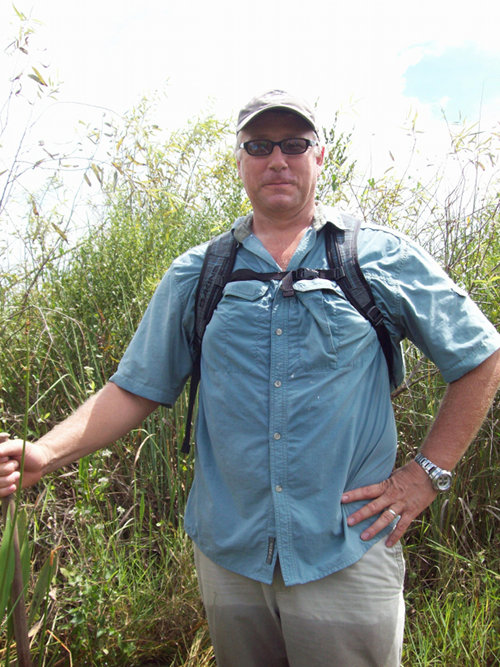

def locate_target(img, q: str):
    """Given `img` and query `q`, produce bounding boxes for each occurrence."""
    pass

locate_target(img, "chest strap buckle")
[281,268,320,297]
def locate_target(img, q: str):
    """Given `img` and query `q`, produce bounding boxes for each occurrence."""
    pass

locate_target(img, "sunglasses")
[239,138,318,156]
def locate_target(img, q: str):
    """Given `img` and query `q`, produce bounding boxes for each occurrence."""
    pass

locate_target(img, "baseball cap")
[236,90,318,134]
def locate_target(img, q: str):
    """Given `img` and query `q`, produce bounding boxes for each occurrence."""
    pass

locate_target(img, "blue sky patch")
[404,45,500,121]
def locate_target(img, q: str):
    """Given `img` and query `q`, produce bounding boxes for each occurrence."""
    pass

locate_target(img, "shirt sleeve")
[109,246,204,404]
[361,226,500,383]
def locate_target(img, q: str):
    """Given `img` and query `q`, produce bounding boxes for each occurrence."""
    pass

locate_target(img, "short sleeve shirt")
[110,205,500,585]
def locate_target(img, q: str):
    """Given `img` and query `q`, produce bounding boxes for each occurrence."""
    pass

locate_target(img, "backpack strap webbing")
[181,231,239,453]
[325,216,395,386]
[227,267,344,295]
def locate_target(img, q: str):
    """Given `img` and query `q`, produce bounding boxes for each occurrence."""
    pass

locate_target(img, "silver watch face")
[417,454,453,492]
[433,471,452,491]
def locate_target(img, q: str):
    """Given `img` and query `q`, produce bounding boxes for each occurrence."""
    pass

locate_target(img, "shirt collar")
[232,203,345,244]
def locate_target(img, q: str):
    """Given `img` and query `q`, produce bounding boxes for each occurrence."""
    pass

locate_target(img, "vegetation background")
[1,15,499,667]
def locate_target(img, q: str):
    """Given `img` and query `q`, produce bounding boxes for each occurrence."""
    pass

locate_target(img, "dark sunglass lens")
[246,140,273,155]
[281,139,308,154]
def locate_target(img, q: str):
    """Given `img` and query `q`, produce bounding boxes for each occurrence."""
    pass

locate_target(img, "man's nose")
[268,144,287,168]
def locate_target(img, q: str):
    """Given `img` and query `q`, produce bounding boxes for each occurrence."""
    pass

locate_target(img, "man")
[1,90,499,666]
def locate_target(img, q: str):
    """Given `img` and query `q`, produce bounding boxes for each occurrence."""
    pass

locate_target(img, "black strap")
[228,267,344,297]
[181,231,239,453]
[326,220,395,386]
[182,363,201,453]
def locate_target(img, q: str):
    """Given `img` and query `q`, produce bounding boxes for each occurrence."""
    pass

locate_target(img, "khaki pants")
[194,539,405,667]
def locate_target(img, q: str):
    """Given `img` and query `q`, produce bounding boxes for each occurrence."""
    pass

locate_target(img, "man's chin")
[261,194,297,212]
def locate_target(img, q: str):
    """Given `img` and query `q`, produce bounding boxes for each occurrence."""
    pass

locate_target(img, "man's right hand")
[0,384,159,499]
[0,433,47,497]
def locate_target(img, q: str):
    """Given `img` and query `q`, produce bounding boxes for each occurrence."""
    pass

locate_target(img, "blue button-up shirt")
[110,205,500,585]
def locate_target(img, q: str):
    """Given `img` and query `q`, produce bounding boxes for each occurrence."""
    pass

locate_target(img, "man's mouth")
[264,181,293,186]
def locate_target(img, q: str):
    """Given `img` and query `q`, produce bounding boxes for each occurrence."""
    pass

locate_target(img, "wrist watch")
[415,453,453,491]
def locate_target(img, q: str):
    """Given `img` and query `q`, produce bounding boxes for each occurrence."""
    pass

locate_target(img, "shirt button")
[275,485,283,493]
[275,328,283,336]
[273,432,281,440]
[274,380,282,388]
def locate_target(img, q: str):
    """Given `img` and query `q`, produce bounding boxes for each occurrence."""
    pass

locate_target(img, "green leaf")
[51,222,68,242]
[28,67,48,87]
[91,163,103,185]
[0,513,16,619]
[17,509,31,591]
[13,6,27,20]
[28,550,58,626]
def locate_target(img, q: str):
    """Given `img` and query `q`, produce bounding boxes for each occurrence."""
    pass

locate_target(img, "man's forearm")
[419,348,500,471]
[38,382,159,474]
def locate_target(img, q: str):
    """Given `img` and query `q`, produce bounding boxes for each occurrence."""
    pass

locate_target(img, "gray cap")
[236,90,318,134]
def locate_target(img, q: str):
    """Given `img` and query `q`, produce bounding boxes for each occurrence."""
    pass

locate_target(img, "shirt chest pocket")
[202,281,271,376]
[288,279,339,373]
[290,278,375,374]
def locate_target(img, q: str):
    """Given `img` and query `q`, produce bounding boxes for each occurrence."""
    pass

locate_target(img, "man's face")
[236,111,324,220]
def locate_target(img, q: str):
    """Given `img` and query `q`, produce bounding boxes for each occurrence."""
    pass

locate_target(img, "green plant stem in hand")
[1,495,33,667]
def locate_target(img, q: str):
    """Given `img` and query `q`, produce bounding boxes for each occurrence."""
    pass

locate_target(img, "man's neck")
[251,203,316,269]
[252,201,315,231]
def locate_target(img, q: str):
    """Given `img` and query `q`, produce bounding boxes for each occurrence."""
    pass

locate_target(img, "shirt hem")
[109,374,177,407]
[439,338,500,383]
[188,529,392,587]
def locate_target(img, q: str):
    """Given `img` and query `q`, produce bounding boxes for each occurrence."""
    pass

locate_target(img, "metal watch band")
[415,453,453,491]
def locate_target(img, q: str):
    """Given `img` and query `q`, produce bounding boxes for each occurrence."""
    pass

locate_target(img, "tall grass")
[0,111,499,664]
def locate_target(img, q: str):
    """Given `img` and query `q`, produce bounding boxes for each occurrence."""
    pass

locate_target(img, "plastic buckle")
[281,272,295,297]
[366,305,384,326]
[295,268,319,281]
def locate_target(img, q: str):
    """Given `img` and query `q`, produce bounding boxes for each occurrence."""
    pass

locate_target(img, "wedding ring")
[387,508,398,518]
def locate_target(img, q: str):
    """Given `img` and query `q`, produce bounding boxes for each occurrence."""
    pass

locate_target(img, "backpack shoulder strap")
[182,230,239,453]
[193,230,239,351]
[325,215,396,387]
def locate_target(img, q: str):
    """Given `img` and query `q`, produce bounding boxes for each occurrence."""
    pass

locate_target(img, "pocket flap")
[223,281,268,301]
[293,277,343,296]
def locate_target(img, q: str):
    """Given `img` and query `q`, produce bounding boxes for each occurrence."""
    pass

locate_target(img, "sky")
[1,0,500,201]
